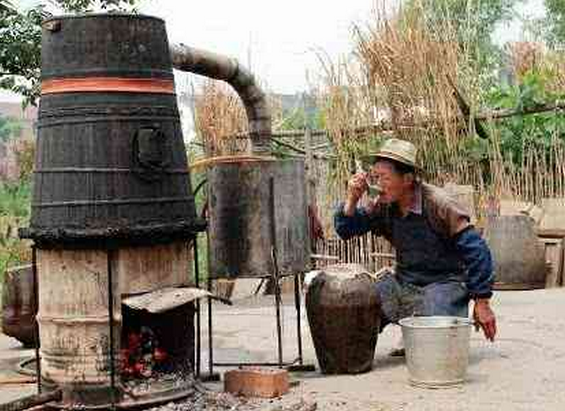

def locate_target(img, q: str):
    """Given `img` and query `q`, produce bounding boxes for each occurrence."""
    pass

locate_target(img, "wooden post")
[539,237,564,288]
[305,127,316,256]
[305,127,314,208]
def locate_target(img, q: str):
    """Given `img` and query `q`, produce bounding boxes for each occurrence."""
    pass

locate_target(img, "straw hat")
[362,138,420,170]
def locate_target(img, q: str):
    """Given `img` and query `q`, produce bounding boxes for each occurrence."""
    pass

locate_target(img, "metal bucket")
[399,316,471,388]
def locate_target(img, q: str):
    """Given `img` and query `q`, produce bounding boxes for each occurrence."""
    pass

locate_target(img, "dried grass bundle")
[316,1,484,198]
[193,80,249,156]
[508,41,544,80]
[541,51,565,94]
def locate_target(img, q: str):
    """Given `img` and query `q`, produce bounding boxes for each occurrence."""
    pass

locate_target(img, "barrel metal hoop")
[36,315,121,324]
[32,196,193,208]
[34,167,189,174]
[41,77,175,95]
[40,67,173,80]
[38,104,180,127]
[39,105,178,118]
[38,116,179,127]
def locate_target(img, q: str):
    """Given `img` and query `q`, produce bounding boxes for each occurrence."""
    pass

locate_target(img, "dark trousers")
[374,272,470,331]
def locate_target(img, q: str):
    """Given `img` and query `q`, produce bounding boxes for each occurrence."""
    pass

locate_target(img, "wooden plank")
[539,237,564,288]
[537,228,565,238]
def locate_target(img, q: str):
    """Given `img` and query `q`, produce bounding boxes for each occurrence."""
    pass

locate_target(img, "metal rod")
[31,246,42,395]
[294,273,304,365]
[207,271,213,377]
[193,178,208,197]
[213,360,300,367]
[193,237,201,378]
[269,177,284,367]
[274,272,283,368]
[107,250,116,410]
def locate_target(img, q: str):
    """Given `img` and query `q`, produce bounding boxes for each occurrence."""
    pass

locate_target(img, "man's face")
[370,161,412,204]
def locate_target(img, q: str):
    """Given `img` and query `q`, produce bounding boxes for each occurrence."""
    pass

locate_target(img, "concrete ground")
[2,287,565,410]
[0,334,36,404]
[200,287,565,411]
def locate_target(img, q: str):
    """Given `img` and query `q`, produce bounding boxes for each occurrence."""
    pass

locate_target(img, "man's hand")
[344,173,368,216]
[473,298,497,342]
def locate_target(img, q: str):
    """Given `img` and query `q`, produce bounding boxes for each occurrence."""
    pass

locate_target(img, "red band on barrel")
[41,77,175,95]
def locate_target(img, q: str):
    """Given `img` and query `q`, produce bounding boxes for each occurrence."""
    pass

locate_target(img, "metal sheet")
[122,287,227,313]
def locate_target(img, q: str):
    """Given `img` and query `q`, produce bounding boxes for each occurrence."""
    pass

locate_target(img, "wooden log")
[539,237,564,288]
[0,389,61,411]
[0,376,36,385]
[310,254,339,261]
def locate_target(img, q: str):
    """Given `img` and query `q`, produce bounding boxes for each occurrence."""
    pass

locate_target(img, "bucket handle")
[133,126,170,181]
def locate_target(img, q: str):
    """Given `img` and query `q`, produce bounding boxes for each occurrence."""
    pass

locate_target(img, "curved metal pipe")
[170,43,272,154]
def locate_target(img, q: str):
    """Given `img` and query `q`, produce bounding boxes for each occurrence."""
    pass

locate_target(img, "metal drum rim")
[43,13,165,25]
[399,315,472,329]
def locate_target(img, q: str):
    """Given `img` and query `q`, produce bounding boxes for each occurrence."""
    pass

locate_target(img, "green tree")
[0,0,139,106]
[403,0,523,81]
[486,70,565,165]
[0,115,23,142]
[0,1,45,106]
[408,0,520,44]
[544,0,565,46]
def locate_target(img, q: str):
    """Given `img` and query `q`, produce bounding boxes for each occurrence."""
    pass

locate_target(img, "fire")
[121,326,169,379]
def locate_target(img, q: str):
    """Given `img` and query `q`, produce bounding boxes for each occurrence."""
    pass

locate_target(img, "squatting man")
[334,138,497,349]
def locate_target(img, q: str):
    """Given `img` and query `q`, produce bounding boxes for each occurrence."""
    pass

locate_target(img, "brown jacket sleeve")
[421,183,471,238]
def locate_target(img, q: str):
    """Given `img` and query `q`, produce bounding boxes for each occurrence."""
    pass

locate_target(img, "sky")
[141,0,375,94]
[2,0,548,103]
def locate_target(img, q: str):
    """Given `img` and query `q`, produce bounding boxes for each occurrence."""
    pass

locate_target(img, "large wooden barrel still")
[20,14,202,249]
[1,265,37,347]
[207,158,309,278]
[305,264,380,374]
[484,215,547,290]
[18,14,200,407]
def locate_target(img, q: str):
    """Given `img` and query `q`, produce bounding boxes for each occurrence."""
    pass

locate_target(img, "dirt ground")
[2,287,565,410]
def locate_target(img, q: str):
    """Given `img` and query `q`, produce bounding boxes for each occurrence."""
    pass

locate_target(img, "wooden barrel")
[484,215,547,290]
[207,158,309,278]
[20,14,201,249]
[1,264,37,347]
[305,264,380,374]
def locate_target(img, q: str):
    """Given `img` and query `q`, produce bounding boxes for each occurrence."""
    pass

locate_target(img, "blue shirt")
[334,185,494,299]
